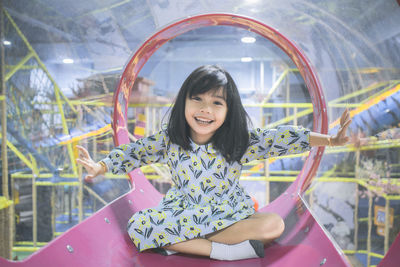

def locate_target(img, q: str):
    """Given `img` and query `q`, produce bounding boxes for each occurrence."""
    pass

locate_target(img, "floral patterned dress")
[101,125,311,252]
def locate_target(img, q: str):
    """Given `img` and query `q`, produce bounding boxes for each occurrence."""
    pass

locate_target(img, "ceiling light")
[241,57,253,62]
[62,58,74,64]
[241,37,256,43]
[3,40,11,46]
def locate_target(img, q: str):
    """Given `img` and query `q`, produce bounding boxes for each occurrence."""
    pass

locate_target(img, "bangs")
[187,68,228,99]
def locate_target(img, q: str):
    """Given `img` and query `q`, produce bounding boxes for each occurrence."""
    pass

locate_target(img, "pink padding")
[377,231,400,267]
[0,170,351,267]
[0,170,350,266]
[0,170,160,267]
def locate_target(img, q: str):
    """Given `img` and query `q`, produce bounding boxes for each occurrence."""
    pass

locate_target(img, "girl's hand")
[76,145,105,182]
[331,109,352,146]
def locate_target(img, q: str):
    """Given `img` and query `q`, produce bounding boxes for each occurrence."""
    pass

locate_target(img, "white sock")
[164,249,178,256]
[210,240,264,261]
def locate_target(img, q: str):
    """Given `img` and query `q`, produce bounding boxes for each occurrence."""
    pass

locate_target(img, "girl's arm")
[310,109,352,147]
[76,130,167,181]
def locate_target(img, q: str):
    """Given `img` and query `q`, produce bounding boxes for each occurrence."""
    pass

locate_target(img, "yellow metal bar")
[316,177,357,182]
[263,69,290,104]
[29,153,39,176]
[4,10,77,114]
[75,0,131,18]
[359,81,399,105]
[0,95,4,101]
[367,192,372,267]
[245,103,312,108]
[387,195,400,200]
[12,247,41,252]
[330,81,392,104]
[325,139,400,154]
[53,84,78,175]
[242,170,264,174]
[267,108,313,128]
[0,197,13,209]
[0,132,34,169]
[241,176,297,182]
[5,51,34,82]
[243,176,360,183]
[384,199,390,254]
[5,64,38,70]
[11,173,77,178]
[269,170,300,175]
[265,159,270,204]
[328,103,360,108]
[354,150,360,251]
[343,250,384,259]
[331,83,400,128]
[35,182,80,186]
[5,9,78,178]
[84,185,107,205]
[58,124,112,145]
[29,155,38,248]
[54,232,64,236]
[56,85,77,113]
[59,211,93,217]
[14,241,47,246]
[51,187,55,239]
[10,87,25,135]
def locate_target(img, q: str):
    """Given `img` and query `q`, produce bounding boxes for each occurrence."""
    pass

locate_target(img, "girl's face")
[185,88,228,145]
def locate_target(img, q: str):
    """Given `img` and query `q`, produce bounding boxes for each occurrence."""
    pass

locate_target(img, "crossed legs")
[161,212,285,257]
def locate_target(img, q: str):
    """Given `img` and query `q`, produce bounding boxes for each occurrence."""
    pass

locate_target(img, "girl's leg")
[162,212,284,256]
[206,212,285,245]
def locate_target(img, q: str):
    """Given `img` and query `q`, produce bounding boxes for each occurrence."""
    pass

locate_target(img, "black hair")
[167,65,250,163]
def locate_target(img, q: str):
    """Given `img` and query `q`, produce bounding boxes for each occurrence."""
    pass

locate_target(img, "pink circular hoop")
[113,13,328,195]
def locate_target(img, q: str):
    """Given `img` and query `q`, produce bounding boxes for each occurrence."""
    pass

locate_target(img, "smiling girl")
[77,65,351,261]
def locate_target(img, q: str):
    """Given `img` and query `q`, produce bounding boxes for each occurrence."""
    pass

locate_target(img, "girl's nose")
[200,104,211,113]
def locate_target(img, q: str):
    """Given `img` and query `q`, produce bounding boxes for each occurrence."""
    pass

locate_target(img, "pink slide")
[1,13,399,267]
[0,169,348,267]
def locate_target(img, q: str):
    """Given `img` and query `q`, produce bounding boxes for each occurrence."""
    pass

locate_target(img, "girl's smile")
[185,88,227,145]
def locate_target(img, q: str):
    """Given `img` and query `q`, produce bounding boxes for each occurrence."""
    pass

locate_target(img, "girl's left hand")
[331,108,352,146]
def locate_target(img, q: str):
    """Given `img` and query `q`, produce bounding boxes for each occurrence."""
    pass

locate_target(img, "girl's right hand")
[76,145,105,182]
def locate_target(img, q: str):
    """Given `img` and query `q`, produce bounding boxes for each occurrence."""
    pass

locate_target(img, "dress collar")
[189,138,217,154]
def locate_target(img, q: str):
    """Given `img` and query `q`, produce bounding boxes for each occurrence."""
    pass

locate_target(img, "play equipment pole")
[384,199,390,253]
[0,0,8,200]
[354,149,360,251]
[367,190,373,267]
[0,1,13,260]
[264,159,270,205]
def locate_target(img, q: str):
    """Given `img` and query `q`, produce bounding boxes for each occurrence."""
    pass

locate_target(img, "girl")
[77,65,351,261]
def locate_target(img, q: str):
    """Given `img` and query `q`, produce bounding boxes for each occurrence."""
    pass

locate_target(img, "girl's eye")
[192,96,201,101]
[214,101,223,106]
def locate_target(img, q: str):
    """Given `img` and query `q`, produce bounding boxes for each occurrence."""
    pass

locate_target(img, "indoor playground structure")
[1,1,400,267]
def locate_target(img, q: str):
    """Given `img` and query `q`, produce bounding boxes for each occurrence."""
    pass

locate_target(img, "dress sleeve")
[101,130,168,174]
[240,125,311,164]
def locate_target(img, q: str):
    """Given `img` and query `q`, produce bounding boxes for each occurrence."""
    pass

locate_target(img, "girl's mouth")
[195,117,213,124]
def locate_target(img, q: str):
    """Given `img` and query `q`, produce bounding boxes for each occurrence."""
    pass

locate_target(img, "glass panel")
[1,1,399,266]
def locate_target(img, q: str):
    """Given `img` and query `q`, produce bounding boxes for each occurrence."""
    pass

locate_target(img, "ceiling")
[3,0,400,97]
